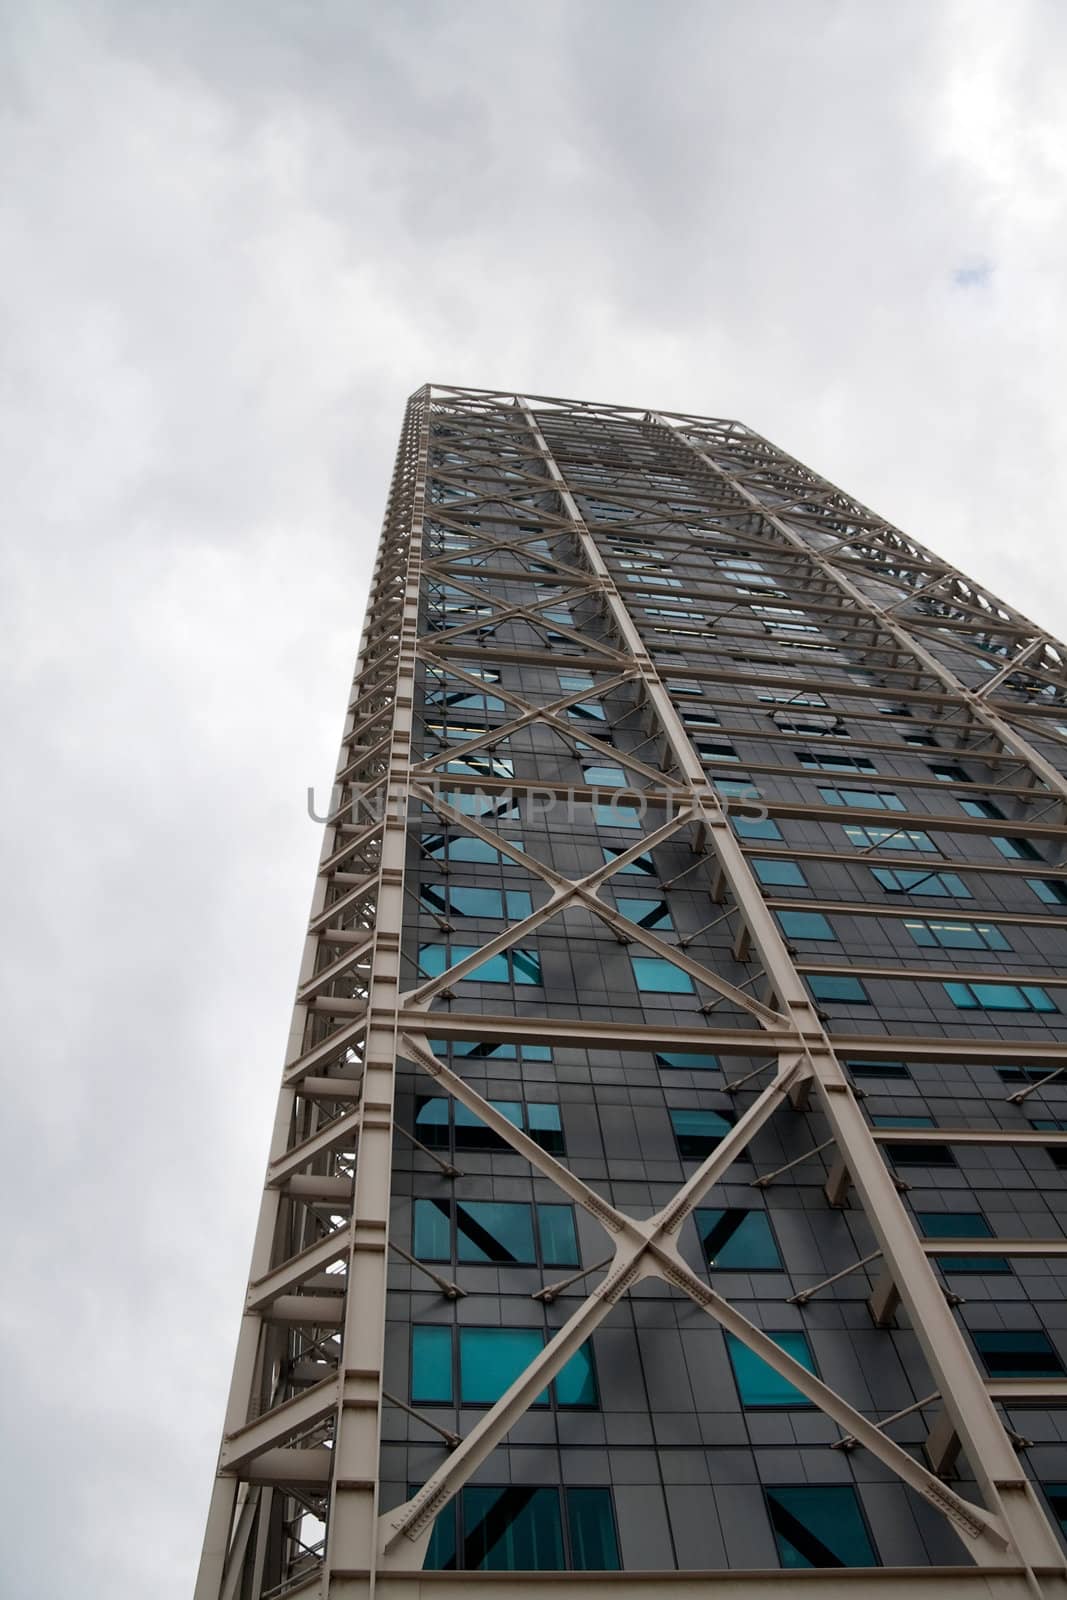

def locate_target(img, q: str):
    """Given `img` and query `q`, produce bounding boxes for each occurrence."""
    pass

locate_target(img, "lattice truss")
[196,386,1067,1600]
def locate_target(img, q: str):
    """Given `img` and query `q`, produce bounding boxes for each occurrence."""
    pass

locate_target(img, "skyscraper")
[196,384,1067,1600]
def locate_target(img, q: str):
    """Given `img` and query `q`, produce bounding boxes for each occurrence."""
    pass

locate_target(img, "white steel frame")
[195,386,1067,1600]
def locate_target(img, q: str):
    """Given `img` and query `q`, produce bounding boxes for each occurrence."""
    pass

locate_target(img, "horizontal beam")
[871,1128,1067,1147]
[327,1567,1067,1600]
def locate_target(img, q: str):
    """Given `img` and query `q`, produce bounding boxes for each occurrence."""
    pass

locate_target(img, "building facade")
[196,385,1067,1600]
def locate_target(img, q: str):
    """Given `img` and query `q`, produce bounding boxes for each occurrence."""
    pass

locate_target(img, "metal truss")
[196,385,1067,1600]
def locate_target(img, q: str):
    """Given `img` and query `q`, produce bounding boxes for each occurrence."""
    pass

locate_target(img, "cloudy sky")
[3,1,1067,1592]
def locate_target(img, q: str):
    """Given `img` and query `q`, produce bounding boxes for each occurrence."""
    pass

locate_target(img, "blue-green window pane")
[872,867,971,897]
[463,1486,564,1571]
[559,673,594,691]
[873,1115,934,1129]
[536,1204,580,1267]
[418,943,449,977]
[766,1486,878,1569]
[819,787,904,810]
[459,1327,547,1405]
[555,1342,598,1407]
[464,948,511,983]
[512,950,543,985]
[1043,1484,1067,1539]
[973,1331,1065,1378]
[671,1108,732,1158]
[414,1199,451,1261]
[454,1100,520,1151]
[412,1325,453,1403]
[777,910,835,941]
[422,835,501,863]
[569,701,606,722]
[603,847,656,876]
[456,1202,536,1264]
[993,835,1043,861]
[567,1488,620,1571]
[506,891,534,918]
[808,975,870,1003]
[594,804,641,828]
[415,1097,450,1148]
[423,1502,458,1570]
[917,1212,1009,1274]
[697,1208,782,1270]
[584,765,626,786]
[1023,985,1058,1012]
[753,858,807,887]
[1028,878,1067,906]
[726,1330,816,1408]
[631,956,695,993]
[528,1102,565,1155]
[656,1051,720,1071]
[617,897,673,930]
[734,814,783,840]
[449,887,505,917]
[846,1059,910,1079]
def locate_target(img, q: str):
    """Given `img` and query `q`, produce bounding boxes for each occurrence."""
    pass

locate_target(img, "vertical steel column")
[320,389,430,1597]
[194,389,430,1600]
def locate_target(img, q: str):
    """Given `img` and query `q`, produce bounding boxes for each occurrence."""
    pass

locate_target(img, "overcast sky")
[4,2,1067,1593]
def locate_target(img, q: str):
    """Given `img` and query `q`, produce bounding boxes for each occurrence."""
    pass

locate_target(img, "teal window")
[734,813,782,841]
[905,918,1010,951]
[558,673,594,692]
[602,846,656,876]
[536,1205,581,1267]
[593,803,641,829]
[422,1485,619,1572]
[422,834,506,864]
[726,1330,816,1407]
[567,1487,621,1570]
[414,1200,578,1267]
[420,886,533,920]
[1043,1484,1067,1541]
[671,1108,733,1158]
[460,1327,546,1405]
[776,910,835,941]
[871,867,971,897]
[845,1059,910,1080]
[796,753,877,773]
[992,835,1044,861]
[656,1050,719,1071]
[583,764,626,787]
[415,1096,564,1155]
[917,1212,1009,1274]
[1028,878,1067,906]
[411,1328,598,1408]
[807,975,870,1004]
[930,763,970,782]
[959,797,1005,820]
[698,742,741,763]
[943,981,1057,1013]
[429,1039,553,1063]
[411,1325,453,1403]
[973,1331,1065,1378]
[616,897,673,931]
[753,858,807,887]
[844,824,936,852]
[444,754,514,779]
[873,1115,955,1168]
[766,1486,878,1569]
[696,1208,782,1270]
[566,701,606,723]
[631,956,694,993]
[418,944,543,985]
[819,787,904,810]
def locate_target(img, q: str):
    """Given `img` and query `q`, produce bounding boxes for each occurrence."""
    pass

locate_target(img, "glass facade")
[204,389,1067,1598]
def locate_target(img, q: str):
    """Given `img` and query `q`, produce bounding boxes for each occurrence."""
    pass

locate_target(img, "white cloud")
[3,2,1067,1592]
